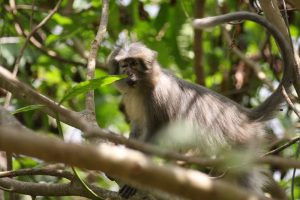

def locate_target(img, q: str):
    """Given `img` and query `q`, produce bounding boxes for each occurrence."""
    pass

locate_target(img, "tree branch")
[0,67,220,167]
[8,0,62,82]
[259,0,300,98]
[221,26,274,90]
[0,177,121,199]
[263,136,300,156]
[0,127,268,200]
[193,0,205,86]
[85,0,109,115]
[0,74,297,170]
[0,168,73,180]
[4,3,106,70]
[0,66,87,131]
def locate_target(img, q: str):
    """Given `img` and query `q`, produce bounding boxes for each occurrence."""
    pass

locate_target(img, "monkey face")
[107,42,159,90]
[117,58,147,87]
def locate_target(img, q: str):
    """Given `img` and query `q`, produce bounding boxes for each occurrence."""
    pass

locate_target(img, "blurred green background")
[0,0,299,199]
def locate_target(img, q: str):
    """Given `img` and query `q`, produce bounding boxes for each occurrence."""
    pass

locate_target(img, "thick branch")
[0,127,267,200]
[0,75,298,170]
[0,68,220,167]
[0,66,86,131]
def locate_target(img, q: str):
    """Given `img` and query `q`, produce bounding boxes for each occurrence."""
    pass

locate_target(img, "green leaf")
[72,167,103,199]
[59,75,126,104]
[12,105,45,115]
[52,13,73,25]
[45,34,59,45]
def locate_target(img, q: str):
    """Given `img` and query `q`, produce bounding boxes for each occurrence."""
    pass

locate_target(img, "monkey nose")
[123,68,131,75]
[125,69,134,77]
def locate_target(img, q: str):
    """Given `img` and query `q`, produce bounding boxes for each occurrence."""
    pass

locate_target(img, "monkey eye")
[120,63,129,68]
[130,59,137,66]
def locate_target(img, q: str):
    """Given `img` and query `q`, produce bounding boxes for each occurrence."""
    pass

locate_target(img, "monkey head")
[108,42,160,90]
[117,57,146,87]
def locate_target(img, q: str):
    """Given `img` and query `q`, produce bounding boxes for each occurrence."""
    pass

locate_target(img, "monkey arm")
[129,123,143,140]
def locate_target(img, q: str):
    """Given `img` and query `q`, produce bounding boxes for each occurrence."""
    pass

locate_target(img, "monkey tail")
[193,11,294,121]
[250,79,291,121]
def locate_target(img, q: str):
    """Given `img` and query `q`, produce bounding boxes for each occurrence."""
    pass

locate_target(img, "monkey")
[107,12,293,199]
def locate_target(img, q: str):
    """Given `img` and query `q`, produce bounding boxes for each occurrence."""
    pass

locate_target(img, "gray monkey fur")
[108,12,293,199]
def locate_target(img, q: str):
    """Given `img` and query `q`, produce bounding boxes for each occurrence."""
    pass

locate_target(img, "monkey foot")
[119,185,137,199]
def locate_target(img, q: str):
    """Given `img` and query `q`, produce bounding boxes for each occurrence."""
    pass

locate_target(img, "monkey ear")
[145,49,157,66]
[151,50,158,61]
[141,50,157,70]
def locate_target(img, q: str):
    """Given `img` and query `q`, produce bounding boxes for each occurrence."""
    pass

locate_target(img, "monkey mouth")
[126,79,136,87]
[126,73,138,87]
[121,68,138,87]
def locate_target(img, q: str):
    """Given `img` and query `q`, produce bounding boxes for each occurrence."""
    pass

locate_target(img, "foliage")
[59,74,126,105]
[0,0,300,199]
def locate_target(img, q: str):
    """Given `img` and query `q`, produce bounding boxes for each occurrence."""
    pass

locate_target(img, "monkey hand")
[119,184,137,199]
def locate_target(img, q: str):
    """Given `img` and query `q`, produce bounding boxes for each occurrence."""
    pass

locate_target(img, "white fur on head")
[114,42,157,65]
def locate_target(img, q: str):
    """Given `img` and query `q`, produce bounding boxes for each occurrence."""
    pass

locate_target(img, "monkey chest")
[123,92,146,126]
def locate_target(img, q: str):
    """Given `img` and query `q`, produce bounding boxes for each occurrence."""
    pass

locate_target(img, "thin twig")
[222,26,274,90]
[0,168,74,180]
[6,146,14,200]
[263,136,300,156]
[0,177,120,199]
[5,3,37,198]
[282,86,300,118]
[292,140,300,200]
[29,0,35,31]
[4,5,106,70]
[4,0,63,107]
[85,0,109,115]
